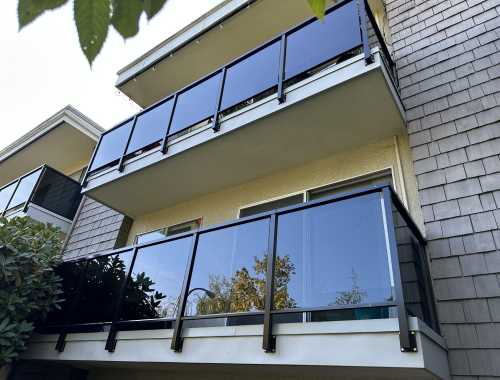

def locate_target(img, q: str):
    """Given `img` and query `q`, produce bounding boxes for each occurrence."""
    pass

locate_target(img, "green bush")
[0,216,64,366]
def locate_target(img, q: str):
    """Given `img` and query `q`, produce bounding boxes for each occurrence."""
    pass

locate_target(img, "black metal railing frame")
[0,164,82,220]
[82,0,395,187]
[49,183,431,354]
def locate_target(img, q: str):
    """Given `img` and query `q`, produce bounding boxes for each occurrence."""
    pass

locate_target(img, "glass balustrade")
[85,0,393,178]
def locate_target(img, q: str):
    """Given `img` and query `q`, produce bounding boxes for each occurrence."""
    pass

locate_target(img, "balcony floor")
[85,50,406,218]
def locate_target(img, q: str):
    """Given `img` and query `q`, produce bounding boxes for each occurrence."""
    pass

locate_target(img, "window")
[239,193,304,218]
[134,219,202,244]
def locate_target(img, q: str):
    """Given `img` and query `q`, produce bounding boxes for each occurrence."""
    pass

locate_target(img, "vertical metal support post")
[55,259,90,352]
[118,117,138,173]
[105,248,138,352]
[277,34,287,104]
[263,214,277,352]
[381,187,416,352]
[212,69,226,132]
[171,233,199,352]
[161,94,178,154]
[82,134,103,188]
[23,166,45,213]
[358,0,374,65]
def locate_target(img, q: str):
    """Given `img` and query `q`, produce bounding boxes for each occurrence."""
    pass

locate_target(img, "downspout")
[393,135,409,209]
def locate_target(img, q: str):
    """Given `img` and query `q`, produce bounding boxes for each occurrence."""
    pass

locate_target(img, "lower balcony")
[27,184,449,379]
[0,165,82,235]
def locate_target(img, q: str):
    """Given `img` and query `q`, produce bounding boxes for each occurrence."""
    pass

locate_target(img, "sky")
[0,0,223,151]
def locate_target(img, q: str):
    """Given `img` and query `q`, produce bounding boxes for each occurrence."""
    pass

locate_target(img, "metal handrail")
[46,183,429,354]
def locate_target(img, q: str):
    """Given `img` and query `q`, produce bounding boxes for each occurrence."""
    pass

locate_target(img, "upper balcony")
[0,165,83,235]
[28,184,448,379]
[84,0,404,218]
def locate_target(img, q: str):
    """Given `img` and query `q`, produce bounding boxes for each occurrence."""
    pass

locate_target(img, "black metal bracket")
[277,35,287,104]
[400,331,417,352]
[161,94,178,154]
[265,335,276,353]
[358,0,374,66]
[171,233,198,352]
[212,68,226,133]
[104,326,118,352]
[55,329,67,352]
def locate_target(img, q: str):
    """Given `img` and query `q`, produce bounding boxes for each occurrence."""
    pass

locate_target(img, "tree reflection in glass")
[276,193,393,309]
[119,237,192,321]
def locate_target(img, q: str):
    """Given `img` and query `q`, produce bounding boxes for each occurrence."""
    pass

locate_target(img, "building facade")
[2,0,500,379]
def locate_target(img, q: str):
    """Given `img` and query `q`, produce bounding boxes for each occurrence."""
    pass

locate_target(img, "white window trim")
[134,217,203,244]
[237,167,396,218]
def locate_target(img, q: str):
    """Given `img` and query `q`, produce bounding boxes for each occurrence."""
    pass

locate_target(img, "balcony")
[83,0,405,218]
[0,165,83,235]
[28,184,449,379]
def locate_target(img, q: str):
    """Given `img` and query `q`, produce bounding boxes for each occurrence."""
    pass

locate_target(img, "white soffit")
[0,106,104,187]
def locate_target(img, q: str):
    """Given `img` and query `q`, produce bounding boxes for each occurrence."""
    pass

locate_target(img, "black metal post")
[55,259,90,352]
[171,233,199,352]
[161,94,178,154]
[382,187,416,352]
[104,247,138,352]
[118,117,138,173]
[82,134,103,188]
[358,0,374,65]
[262,214,277,352]
[212,69,226,132]
[277,35,287,104]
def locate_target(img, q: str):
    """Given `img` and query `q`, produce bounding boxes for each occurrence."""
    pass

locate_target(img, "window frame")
[134,218,203,244]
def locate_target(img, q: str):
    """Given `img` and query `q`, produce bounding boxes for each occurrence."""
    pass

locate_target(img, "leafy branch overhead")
[17,0,328,67]
[17,0,170,66]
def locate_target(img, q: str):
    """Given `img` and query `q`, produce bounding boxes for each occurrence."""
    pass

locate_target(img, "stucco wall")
[126,134,422,246]
[60,156,92,177]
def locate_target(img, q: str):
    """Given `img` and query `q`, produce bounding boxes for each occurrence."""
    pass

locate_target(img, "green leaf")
[143,0,168,20]
[307,0,325,21]
[74,0,111,66]
[111,0,143,39]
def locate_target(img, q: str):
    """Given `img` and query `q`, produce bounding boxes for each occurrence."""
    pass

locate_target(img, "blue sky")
[0,0,222,150]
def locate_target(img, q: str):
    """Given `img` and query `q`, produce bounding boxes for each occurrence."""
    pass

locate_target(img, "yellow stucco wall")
[126,134,423,246]
[61,156,92,177]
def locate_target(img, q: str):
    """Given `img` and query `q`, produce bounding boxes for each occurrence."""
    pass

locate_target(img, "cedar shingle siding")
[63,196,133,259]
[389,0,500,377]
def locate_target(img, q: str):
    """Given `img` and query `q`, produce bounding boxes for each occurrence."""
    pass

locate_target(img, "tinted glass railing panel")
[0,183,17,213]
[392,203,438,332]
[275,193,393,309]
[185,218,270,316]
[126,99,175,155]
[31,168,83,220]
[169,73,221,135]
[220,41,281,111]
[119,237,192,321]
[40,262,87,327]
[90,121,134,171]
[7,169,41,210]
[70,251,134,324]
[284,1,362,80]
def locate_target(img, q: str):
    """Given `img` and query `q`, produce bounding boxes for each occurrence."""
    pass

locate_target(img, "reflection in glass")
[392,202,438,331]
[169,73,221,135]
[70,251,134,324]
[135,229,166,244]
[220,41,281,111]
[186,219,270,316]
[7,170,41,210]
[119,237,192,320]
[39,262,86,327]
[275,193,392,310]
[0,183,17,213]
[284,1,362,80]
[126,99,174,155]
[90,121,134,171]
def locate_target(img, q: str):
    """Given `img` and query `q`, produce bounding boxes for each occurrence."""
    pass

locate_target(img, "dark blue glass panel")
[185,218,270,316]
[169,73,221,135]
[220,41,281,111]
[70,250,134,324]
[90,120,134,171]
[0,183,17,213]
[7,169,41,210]
[119,237,192,321]
[126,99,174,154]
[284,1,362,80]
[275,193,392,309]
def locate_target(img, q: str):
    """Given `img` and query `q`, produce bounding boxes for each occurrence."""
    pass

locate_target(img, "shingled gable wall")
[387,0,500,377]
[63,196,133,260]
